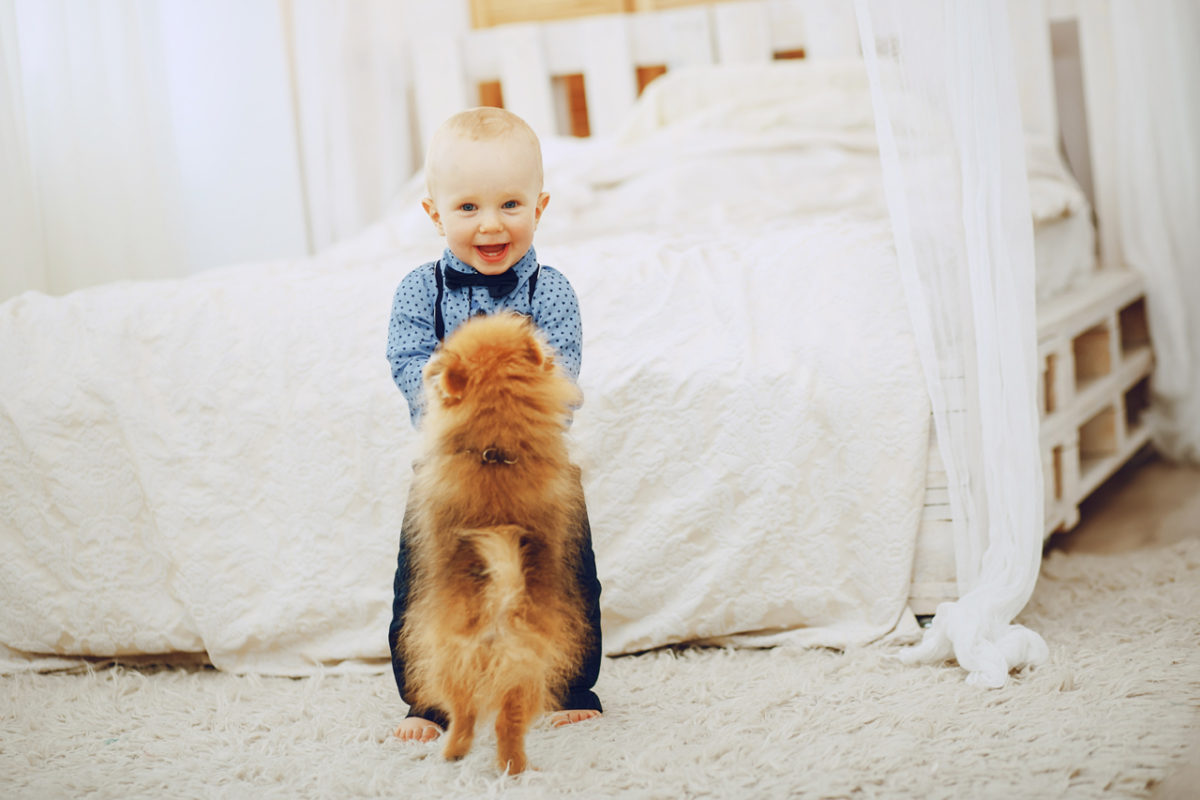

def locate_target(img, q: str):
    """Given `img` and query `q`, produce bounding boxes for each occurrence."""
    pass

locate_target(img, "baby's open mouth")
[476,244,509,262]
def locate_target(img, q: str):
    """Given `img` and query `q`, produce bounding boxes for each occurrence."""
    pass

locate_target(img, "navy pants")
[388,478,604,728]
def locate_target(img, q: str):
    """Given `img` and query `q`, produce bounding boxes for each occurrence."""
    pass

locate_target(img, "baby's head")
[422,107,550,276]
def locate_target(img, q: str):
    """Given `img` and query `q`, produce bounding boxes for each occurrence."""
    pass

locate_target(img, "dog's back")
[399,313,588,773]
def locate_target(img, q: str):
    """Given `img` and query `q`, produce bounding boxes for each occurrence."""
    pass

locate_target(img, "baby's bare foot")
[394,717,443,742]
[550,709,602,728]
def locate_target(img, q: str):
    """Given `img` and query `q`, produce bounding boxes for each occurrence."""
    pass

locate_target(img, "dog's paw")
[442,737,473,761]
[499,753,528,775]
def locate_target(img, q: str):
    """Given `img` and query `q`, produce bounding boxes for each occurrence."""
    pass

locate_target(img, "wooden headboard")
[409,0,1120,265]
[409,1,859,147]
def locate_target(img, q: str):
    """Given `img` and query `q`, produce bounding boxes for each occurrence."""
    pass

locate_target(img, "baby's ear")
[421,197,444,235]
[426,351,467,403]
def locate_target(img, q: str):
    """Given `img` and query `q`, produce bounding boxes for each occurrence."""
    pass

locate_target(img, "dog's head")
[422,312,581,429]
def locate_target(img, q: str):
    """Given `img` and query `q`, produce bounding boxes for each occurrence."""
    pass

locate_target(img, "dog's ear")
[523,338,544,368]
[521,329,557,372]
[439,360,468,402]
[523,337,558,372]
[426,351,467,403]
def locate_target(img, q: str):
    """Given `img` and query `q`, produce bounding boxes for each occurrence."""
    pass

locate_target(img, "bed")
[0,0,1152,673]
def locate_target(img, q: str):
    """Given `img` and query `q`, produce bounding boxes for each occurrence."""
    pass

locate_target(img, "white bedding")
[564,223,929,653]
[0,61,1091,673]
[0,219,930,672]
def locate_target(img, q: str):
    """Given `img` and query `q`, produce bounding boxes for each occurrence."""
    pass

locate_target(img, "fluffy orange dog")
[398,311,588,774]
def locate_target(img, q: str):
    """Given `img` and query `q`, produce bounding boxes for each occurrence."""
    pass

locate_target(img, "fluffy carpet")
[2,538,1197,799]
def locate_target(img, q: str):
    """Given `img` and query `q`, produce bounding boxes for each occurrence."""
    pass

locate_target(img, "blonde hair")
[424,107,544,196]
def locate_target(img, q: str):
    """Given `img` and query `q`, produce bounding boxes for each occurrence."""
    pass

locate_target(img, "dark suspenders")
[433,262,446,341]
[433,260,539,342]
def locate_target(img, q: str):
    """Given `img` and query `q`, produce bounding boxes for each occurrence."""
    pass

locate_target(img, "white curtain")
[854,0,1048,687]
[0,0,186,299]
[0,0,418,302]
[1110,0,1200,464]
[283,0,416,252]
[0,0,45,298]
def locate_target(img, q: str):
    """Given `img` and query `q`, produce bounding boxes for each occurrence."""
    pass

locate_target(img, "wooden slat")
[580,15,640,135]
[541,18,590,75]
[766,0,808,56]
[799,0,858,60]
[713,1,772,64]
[629,7,715,68]
[1036,268,1142,340]
[462,27,504,81]
[496,24,558,137]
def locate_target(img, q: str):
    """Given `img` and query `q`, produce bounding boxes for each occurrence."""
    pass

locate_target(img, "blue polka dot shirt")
[386,247,583,427]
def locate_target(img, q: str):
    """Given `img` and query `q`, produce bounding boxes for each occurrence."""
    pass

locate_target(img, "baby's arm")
[386,268,441,426]
[529,267,583,382]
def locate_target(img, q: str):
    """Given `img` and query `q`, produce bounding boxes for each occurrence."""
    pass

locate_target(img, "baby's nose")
[477,210,502,232]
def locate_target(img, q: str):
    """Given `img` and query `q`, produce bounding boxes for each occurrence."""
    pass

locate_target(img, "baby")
[385,107,603,742]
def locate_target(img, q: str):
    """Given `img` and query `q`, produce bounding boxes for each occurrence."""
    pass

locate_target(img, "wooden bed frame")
[405,0,1154,614]
[910,269,1153,611]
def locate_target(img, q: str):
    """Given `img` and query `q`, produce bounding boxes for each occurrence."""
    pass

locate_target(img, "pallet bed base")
[909,268,1153,614]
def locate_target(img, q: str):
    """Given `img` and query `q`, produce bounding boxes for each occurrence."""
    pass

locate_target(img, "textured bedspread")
[0,212,928,671]
[561,221,930,653]
[1,260,415,671]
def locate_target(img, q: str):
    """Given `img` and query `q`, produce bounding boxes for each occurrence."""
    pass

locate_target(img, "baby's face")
[423,134,549,275]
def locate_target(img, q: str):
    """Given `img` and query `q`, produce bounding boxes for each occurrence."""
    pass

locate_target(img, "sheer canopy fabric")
[0,0,185,299]
[854,0,1048,687]
[1110,0,1200,463]
[0,0,415,301]
[283,0,415,252]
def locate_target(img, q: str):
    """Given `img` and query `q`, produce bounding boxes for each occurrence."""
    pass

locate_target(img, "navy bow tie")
[443,265,518,298]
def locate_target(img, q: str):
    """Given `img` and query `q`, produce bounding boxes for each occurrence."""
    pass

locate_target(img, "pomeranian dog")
[398,312,588,774]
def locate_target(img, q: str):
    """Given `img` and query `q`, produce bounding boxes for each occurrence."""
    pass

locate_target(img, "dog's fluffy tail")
[464,525,526,628]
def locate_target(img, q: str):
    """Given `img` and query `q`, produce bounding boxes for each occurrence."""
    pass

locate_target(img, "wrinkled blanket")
[0,213,928,672]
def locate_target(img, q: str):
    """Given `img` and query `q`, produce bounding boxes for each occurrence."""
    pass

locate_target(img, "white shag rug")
[2,539,1197,800]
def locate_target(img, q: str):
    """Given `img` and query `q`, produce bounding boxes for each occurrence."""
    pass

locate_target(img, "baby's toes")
[395,719,444,742]
[551,709,601,727]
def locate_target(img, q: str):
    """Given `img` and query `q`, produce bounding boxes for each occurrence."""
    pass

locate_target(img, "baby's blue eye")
[460,203,476,212]
[503,200,518,209]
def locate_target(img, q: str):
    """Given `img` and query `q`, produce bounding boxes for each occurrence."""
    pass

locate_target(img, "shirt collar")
[442,247,538,283]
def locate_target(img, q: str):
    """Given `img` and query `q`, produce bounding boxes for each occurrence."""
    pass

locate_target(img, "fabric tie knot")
[443,265,518,298]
